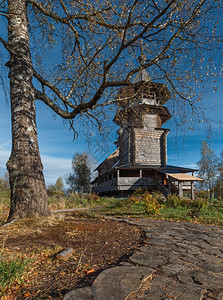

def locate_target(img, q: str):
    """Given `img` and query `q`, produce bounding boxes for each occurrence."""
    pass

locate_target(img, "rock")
[119,261,134,266]
[56,247,74,260]
[91,266,154,300]
[62,219,223,300]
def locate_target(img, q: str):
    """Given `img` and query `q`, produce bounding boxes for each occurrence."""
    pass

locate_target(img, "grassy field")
[97,192,223,227]
[1,190,223,227]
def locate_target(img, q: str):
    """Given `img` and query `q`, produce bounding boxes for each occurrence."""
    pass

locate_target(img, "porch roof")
[165,173,203,181]
[116,164,197,173]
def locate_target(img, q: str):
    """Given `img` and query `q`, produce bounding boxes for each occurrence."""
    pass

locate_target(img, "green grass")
[197,205,223,226]
[48,193,112,209]
[98,195,223,227]
[158,206,193,222]
[0,255,32,294]
[1,189,223,227]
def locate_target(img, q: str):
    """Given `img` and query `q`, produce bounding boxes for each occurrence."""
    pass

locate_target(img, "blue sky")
[0,1,222,187]
[0,82,222,186]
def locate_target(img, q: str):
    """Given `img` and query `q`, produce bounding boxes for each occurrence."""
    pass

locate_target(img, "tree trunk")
[6,0,50,221]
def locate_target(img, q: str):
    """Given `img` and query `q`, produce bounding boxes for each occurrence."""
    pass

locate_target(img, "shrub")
[66,192,89,207]
[166,194,184,208]
[89,193,100,204]
[163,193,210,212]
[143,193,164,214]
[151,191,165,204]
[195,190,208,200]
[128,190,163,215]
[193,198,209,210]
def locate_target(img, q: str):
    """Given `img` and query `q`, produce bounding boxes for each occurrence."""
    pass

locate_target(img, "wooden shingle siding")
[134,130,164,165]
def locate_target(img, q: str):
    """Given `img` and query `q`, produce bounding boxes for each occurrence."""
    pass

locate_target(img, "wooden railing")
[92,176,156,193]
[170,182,179,194]
[92,178,117,193]
[156,179,171,197]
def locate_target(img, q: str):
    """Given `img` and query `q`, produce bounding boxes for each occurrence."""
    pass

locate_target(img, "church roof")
[95,148,120,174]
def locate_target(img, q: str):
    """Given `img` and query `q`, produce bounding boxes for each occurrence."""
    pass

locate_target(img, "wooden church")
[91,55,201,199]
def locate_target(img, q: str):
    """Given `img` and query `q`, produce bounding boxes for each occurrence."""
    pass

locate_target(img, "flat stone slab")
[129,252,166,268]
[165,283,204,300]
[177,269,223,288]
[139,245,175,256]
[63,287,91,300]
[162,263,192,275]
[91,266,154,300]
[197,261,223,273]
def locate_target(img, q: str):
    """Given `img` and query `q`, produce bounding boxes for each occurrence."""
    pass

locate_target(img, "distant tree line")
[197,141,223,200]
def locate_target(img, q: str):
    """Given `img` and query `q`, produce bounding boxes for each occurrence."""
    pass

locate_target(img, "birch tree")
[197,141,219,199]
[67,153,91,194]
[0,0,222,221]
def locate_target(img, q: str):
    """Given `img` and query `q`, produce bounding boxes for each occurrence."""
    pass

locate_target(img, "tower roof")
[133,68,151,83]
[133,53,151,83]
[116,51,170,107]
[115,81,171,108]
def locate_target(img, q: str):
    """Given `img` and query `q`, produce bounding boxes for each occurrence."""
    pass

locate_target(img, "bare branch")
[155,62,194,105]
[151,0,161,13]
[34,79,107,120]
[25,0,221,135]
[86,111,102,133]
[0,36,11,52]
[27,0,127,30]
[34,88,71,118]
[33,69,76,108]
[104,0,177,74]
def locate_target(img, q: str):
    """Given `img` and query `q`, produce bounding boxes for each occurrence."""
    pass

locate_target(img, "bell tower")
[114,55,171,167]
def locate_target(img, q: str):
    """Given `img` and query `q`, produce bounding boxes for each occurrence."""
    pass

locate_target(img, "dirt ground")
[0,211,143,299]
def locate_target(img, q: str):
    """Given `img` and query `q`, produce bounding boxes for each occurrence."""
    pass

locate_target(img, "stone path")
[63,218,223,300]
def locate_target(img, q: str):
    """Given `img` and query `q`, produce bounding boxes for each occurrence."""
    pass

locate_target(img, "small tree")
[215,150,223,199]
[0,172,10,191]
[54,177,65,195]
[197,141,219,199]
[47,177,65,196]
[67,153,91,194]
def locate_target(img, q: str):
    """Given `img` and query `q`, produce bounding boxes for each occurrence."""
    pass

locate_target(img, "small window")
[142,170,154,177]
[120,169,140,177]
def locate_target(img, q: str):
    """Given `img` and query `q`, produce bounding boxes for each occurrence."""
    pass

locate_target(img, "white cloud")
[0,140,11,174]
[182,164,197,169]
[41,154,72,185]
[0,140,72,185]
